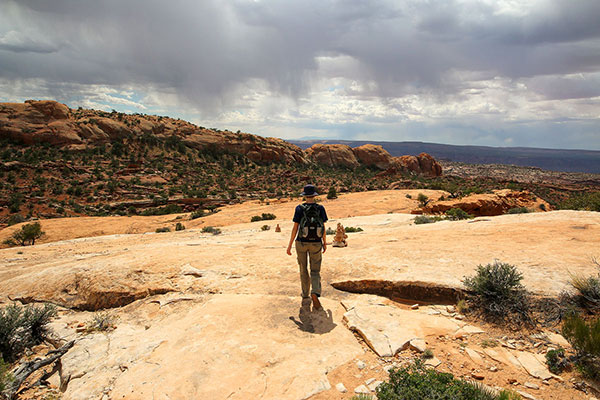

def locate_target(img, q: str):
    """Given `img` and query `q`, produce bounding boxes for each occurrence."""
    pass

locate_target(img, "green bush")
[568,261,600,312]
[190,210,205,219]
[507,207,531,214]
[6,214,25,226]
[85,312,117,333]
[445,208,472,220]
[327,186,337,199]
[376,361,520,400]
[0,303,57,362]
[345,226,364,233]
[545,347,568,374]
[155,227,170,233]
[562,313,600,380]
[559,192,600,212]
[250,213,277,222]
[417,193,429,207]
[414,215,443,225]
[3,222,45,247]
[0,356,11,393]
[175,222,185,231]
[250,215,262,222]
[261,224,270,231]
[463,261,532,325]
[326,227,335,235]
[202,226,222,235]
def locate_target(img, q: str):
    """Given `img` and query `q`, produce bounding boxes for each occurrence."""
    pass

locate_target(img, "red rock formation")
[352,144,393,169]
[0,100,308,164]
[305,143,359,168]
[420,189,551,216]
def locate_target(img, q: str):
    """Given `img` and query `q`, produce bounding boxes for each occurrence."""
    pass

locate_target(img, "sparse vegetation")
[85,312,117,333]
[422,348,434,359]
[250,213,276,222]
[564,259,600,313]
[190,210,205,219]
[327,186,337,199]
[326,227,335,235]
[141,204,183,216]
[261,224,270,231]
[445,208,472,220]
[376,361,521,400]
[175,222,185,231]
[463,261,532,326]
[3,222,45,247]
[507,207,531,214]
[559,192,600,212]
[413,215,443,224]
[344,226,363,233]
[0,303,57,362]
[417,193,429,207]
[155,227,170,233]
[562,313,600,381]
[545,347,568,374]
[202,226,221,235]
[0,357,11,393]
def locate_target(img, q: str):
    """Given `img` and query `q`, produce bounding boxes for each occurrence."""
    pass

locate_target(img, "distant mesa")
[0,100,442,176]
[305,142,442,176]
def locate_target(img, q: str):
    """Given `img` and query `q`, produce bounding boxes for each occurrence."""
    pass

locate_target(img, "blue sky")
[1,0,599,150]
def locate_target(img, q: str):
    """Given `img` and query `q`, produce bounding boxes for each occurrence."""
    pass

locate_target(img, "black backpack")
[299,203,324,240]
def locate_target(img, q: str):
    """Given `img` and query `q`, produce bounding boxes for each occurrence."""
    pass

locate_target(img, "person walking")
[286,184,328,310]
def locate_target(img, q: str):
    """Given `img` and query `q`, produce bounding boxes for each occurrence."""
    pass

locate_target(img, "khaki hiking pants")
[295,240,322,298]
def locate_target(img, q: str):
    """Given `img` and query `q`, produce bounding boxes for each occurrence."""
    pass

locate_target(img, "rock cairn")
[332,223,348,247]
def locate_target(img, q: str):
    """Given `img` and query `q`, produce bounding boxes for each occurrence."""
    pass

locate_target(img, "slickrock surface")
[1,196,598,399]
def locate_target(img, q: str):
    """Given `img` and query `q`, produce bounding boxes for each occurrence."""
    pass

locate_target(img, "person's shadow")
[289,298,336,334]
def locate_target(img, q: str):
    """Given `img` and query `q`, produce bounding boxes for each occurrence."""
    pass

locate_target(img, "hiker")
[286,184,328,310]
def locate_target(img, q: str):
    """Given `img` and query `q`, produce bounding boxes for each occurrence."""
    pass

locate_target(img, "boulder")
[305,144,360,168]
[352,144,393,169]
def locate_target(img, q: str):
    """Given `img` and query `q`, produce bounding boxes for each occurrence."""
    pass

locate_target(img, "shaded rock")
[353,144,393,169]
[409,338,427,353]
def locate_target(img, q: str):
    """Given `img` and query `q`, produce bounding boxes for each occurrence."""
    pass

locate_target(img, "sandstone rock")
[305,144,359,168]
[336,383,347,393]
[466,348,484,365]
[516,390,539,400]
[421,189,551,217]
[471,372,485,380]
[356,360,366,370]
[525,382,540,390]
[368,380,383,391]
[354,384,370,394]
[409,338,427,353]
[424,356,441,368]
[515,351,553,380]
[352,144,393,169]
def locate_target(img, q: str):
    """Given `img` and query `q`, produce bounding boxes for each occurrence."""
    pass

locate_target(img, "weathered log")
[3,340,75,400]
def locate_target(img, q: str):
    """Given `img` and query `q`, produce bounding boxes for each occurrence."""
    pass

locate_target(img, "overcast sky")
[1,0,599,150]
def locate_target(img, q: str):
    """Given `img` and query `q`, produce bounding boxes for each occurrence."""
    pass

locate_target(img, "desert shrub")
[463,261,532,325]
[250,213,277,222]
[376,360,520,400]
[155,227,170,233]
[141,204,182,216]
[568,261,600,312]
[327,186,337,199]
[0,303,57,362]
[345,226,363,233]
[422,348,434,359]
[326,227,335,235]
[8,193,23,213]
[202,226,221,235]
[351,395,373,400]
[545,347,569,374]
[0,357,11,393]
[3,222,45,247]
[417,193,429,207]
[190,210,205,219]
[175,222,185,231]
[562,313,600,380]
[559,192,600,212]
[261,224,270,231]
[7,214,25,226]
[413,215,443,225]
[405,194,412,199]
[507,207,531,214]
[85,312,117,333]
[445,208,472,220]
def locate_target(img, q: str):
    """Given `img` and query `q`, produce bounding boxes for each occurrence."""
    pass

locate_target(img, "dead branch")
[2,340,74,400]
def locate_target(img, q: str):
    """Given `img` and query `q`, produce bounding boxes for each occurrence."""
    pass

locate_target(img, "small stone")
[428,310,441,315]
[471,372,485,380]
[365,378,376,386]
[525,382,539,390]
[368,380,383,391]
[490,366,498,372]
[354,385,370,394]
[424,357,441,368]
[335,383,347,393]
[446,305,456,313]
[409,338,427,353]
[454,314,465,320]
[411,304,419,310]
[542,380,550,386]
[507,378,518,384]
[383,365,393,373]
[516,390,538,400]
[356,360,366,370]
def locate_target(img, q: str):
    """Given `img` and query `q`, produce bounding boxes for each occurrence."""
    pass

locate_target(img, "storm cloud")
[0,0,599,149]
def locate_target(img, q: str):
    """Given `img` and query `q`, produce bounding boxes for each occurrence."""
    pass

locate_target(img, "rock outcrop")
[305,143,443,176]
[419,189,551,216]
[0,100,308,164]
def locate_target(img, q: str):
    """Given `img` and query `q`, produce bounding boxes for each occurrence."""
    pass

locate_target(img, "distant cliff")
[291,140,600,174]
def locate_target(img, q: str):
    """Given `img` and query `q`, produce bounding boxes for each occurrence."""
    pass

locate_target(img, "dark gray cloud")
[0,0,598,149]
